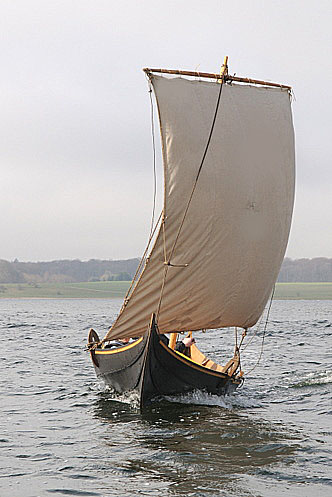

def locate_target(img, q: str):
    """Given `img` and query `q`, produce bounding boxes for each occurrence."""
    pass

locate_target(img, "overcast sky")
[1,0,331,262]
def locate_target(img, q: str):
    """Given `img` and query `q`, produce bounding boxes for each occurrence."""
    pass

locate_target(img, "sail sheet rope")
[156,76,225,320]
[244,285,275,376]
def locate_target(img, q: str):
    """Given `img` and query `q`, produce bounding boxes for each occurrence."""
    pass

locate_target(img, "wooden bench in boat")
[173,343,240,377]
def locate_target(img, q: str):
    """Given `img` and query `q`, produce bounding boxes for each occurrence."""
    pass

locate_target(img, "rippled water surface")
[1,299,331,496]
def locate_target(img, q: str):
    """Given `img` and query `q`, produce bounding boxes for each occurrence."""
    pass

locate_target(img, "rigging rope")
[148,81,157,239]
[240,313,263,352]
[102,83,162,341]
[117,83,160,308]
[156,76,225,320]
[245,285,275,376]
[119,211,162,308]
[166,80,224,265]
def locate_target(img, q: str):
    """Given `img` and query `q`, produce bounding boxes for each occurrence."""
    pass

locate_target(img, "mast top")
[220,56,229,79]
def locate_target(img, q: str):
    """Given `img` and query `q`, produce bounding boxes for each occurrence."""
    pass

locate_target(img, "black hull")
[91,334,148,394]
[90,317,241,408]
[139,317,240,407]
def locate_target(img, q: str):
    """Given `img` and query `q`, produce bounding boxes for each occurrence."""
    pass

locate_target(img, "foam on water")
[97,381,141,408]
[98,379,261,410]
[164,389,261,409]
[292,369,332,388]
[108,390,141,408]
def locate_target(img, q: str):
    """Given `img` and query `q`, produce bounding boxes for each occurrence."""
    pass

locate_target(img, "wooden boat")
[88,58,295,408]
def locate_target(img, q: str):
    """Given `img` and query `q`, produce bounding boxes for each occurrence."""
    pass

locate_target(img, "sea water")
[0,299,331,496]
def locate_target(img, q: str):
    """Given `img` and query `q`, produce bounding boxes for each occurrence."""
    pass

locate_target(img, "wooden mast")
[220,55,228,79]
[169,332,177,350]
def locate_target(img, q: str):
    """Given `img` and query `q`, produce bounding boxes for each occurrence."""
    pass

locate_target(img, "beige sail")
[105,75,295,340]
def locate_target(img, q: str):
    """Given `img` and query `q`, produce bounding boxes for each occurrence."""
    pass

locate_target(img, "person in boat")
[175,336,196,357]
[103,337,131,349]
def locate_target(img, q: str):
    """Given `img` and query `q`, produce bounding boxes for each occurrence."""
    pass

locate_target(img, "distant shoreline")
[1,281,332,300]
[274,282,332,300]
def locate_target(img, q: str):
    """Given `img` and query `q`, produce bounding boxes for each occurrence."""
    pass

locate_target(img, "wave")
[98,385,141,408]
[97,381,260,410]
[164,390,261,409]
[291,369,332,388]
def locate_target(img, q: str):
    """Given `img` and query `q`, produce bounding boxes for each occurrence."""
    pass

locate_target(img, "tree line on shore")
[0,257,331,284]
[277,257,332,282]
[0,258,140,284]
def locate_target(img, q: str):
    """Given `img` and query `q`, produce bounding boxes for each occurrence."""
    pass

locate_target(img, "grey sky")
[1,0,331,261]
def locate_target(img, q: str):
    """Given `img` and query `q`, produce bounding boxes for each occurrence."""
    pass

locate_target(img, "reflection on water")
[94,391,300,496]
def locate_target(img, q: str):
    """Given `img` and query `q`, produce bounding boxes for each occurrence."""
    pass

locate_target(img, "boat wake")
[164,390,260,409]
[111,390,141,407]
[292,369,332,388]
[99,385,141,408]
[97,381,260,410]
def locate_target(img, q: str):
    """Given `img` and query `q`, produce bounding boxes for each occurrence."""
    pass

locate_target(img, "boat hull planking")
[89,317,241,407]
